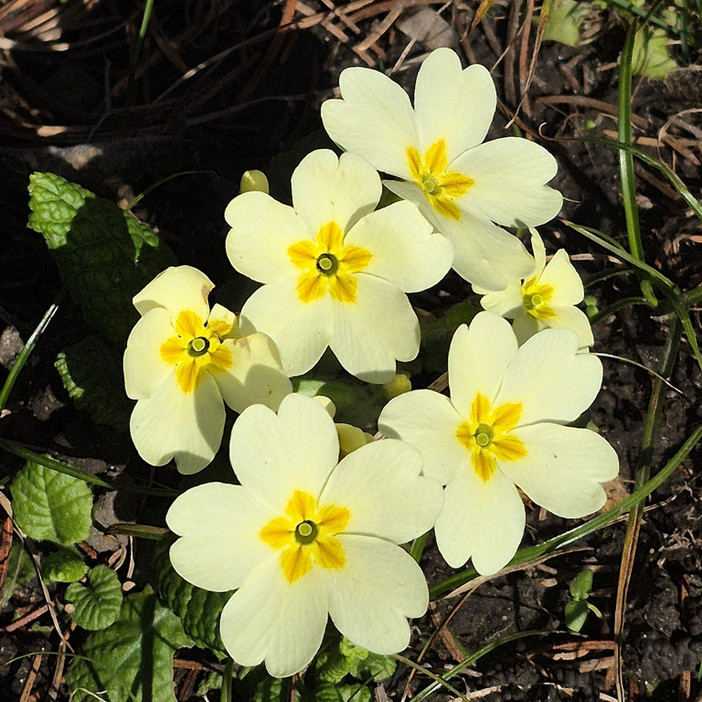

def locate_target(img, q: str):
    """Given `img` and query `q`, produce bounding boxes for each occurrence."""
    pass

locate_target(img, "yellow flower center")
[456,393,527,482]
[159,310,233,394]
[287,222,372,304]
[407,139,474,221]
[260,490,350,583]
[521,277,555,321]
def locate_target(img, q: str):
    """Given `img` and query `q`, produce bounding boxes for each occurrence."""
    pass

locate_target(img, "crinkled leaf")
[632,26,677,80]
[340,639,395,682]
[11,460,92,545]
[316,638,394,687]
[233,667,286,702]
[27,172,177,344]
[27,171,94,247]
[66,586,192,702]
[55,335,131,431]
[315,644,353,684]
[65,565,123,630]
[153,539,231,654]
[538,0,590,47]
[43,546,88,584]
[312,682,371,702]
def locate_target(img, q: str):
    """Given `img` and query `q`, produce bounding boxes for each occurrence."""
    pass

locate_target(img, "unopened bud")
[382,373,411,400]
[239,170,269,194]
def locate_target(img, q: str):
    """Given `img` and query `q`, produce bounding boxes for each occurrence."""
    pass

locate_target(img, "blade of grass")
[618,21,658,307]
[571,136,702,221]
[0,300,60,412]
[411,630,551,702]
[613,314,681,698]
[393,652,469,701]
[563,220,702,372]
[588,296,649,325]
[430,421,702,599]
[0,439,179,498]
[604,0,682,34]
[618,22,643,262]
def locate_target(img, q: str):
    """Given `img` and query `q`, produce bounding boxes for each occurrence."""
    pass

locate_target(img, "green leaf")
[233,668,287,702]
[569,568,594,600]
[153,539,231,654]
[11,459,93,545]
[632,25,677,80]
[27,172,94,248]
[565,599,590,633]
[340,640,395,682]
[310,681,367,702]
[66,586,192,702]
[539,0,590,46]
[316,644,353,684]
[55,335,132,431]
[42,546,89,584]
[27,172,177,344]
[65,565,123,630]
[316,638,395,686]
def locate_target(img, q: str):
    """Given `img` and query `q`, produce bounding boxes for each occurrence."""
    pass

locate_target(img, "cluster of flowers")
[123,49,618,678]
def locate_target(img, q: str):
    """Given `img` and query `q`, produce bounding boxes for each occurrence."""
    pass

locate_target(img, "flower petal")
[330,275,419,383]
[133,265,212,319]
[414,50,496,158]
[230,394,340,513]
[167,482,273,591]
[239,280,333,378]
[213,333,291,413]
[123,307,175,399]
[440,211,534,289]
[379,389,467,485]
[538,249,585,306]
[502,424,619,517]
[448,314,518,416]
[496,328,602,424]
[321,67,418,179]
[320,439,442,543]
[129,370,224,474]
[345,200,452,292]
[220,557,328,677]
[540,305,594,348]
[324,535,428,654]
[476,280,525,318]
[451,138,563,227]
[225,192,308,284]
[291,150,381,235]
[434,467,525,574]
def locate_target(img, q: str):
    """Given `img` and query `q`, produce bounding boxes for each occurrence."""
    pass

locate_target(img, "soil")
[0,1,701,701]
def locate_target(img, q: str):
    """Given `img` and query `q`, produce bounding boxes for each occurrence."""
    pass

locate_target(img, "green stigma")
[523,293,543,311]
[316,253,339,276]
[295,520,318,545]
[474,423,494,448]
[187,336,210,357]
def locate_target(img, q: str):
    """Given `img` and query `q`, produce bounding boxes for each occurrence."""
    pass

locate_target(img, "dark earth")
[0,1,701,700]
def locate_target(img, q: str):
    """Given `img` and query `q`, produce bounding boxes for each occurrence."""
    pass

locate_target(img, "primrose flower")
[123,266,292,475]
[166,393,442,677]
[379,312,618,575]
[475,229,594,348]
[321,48,563,290]
[225,149,452,383]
